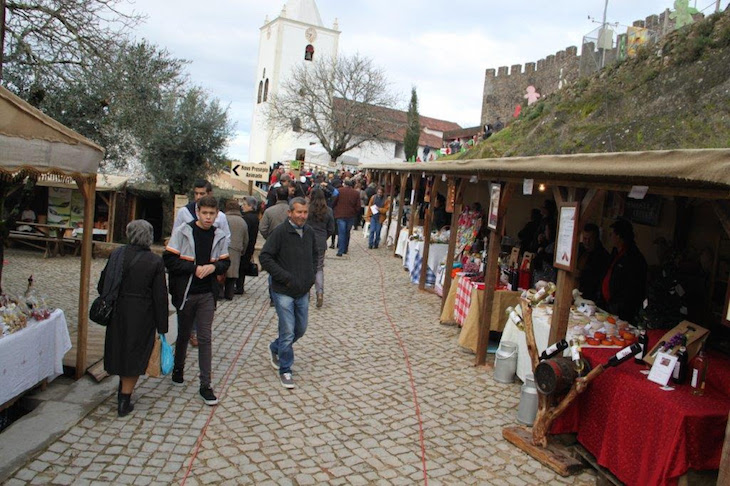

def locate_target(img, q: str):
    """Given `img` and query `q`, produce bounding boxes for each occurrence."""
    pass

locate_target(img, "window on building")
[295,149,306,161]
[305,44,314,61]
[257,81,263,104]
[263,79,269,102]
[291,117,302,132]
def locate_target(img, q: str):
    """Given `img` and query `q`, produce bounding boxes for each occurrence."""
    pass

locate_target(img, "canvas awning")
[362,149,730,197]
[0,85,104,176]
[37,173,128,191]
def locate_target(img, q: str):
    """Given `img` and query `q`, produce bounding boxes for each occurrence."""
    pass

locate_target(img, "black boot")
[118,393,134,417]
[235,275,245,295]
[224,278,235,300]
[117,380,122,400]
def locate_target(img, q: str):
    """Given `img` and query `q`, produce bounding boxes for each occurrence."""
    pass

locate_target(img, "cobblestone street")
[3,238,597,485]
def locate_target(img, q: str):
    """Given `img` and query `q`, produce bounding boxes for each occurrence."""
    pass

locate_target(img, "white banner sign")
[231,162,269,182]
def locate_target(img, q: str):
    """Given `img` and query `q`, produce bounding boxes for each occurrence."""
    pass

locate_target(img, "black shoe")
[118,393,134,417]
[172,368,184,386]
[269,300,275,307]
[336,253,343,257]
[200,385,219,406]
[329,244,335,249]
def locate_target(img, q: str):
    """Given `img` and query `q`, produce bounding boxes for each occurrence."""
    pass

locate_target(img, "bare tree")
[2,0,142,85]
[266,53,398,164]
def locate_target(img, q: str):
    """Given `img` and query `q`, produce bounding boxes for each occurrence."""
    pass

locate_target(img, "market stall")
[0,85,104,378]
[364,148,730,482]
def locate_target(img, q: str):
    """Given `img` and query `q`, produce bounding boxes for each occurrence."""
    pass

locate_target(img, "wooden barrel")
[534,357,592,395]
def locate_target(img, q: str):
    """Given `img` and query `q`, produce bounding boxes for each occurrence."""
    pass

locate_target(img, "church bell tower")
[248,0,341,165]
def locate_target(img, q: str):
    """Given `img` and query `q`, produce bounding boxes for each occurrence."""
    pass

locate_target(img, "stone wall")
[480,9,704,127]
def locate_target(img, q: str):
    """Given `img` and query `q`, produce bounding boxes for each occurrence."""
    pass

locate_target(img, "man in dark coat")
[599,219,647,321]
[259,197,317,389]
[577,223,610,302]
[331,179,361,256]
[237,196,260,294]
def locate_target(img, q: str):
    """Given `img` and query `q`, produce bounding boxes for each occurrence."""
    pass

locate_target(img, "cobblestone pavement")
[4,238,597,485]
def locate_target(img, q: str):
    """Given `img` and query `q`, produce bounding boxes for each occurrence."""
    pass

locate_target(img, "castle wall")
[480,9,704,127]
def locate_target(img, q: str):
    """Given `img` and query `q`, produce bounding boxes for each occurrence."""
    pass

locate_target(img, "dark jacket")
[259,220,318,298]
[307,207,335,253]
[163,222,230,309]
[100,245,168,376]
[601,243,648,321]
[577,242,610,302]
[242,210,259,263]
[332,185,361,219]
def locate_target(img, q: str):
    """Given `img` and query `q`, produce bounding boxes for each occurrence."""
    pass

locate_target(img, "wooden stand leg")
[503,426,584,476]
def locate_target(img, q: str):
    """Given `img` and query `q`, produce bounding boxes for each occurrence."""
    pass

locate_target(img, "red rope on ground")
[180,298,271,485]
[362,240,429,485]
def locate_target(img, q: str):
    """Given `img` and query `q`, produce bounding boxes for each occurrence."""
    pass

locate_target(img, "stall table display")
[402,240,449,287]
[0,309,71,406]
[551,331,730,486]
[457,282,521,353]
[500,306,558,382]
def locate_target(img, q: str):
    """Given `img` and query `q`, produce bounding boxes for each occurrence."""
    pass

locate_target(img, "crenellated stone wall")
[480,9,705,127]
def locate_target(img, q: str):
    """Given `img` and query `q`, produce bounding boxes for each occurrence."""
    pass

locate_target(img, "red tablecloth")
[552,331,730,486]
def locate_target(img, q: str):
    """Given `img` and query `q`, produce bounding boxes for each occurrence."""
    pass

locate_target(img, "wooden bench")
[7,231,80,258]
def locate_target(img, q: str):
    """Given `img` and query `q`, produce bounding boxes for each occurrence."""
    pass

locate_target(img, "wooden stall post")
[386,172,396,246]
[419,176,441,290]
[248,180,254,196]
[720,411,730,485]
[548,188,605,345]
[393,173,408,257]
[408,175,421,236]
[476,181,514,366]
[441,177,463,311]
[74,175,97,379]
[106,192,117,243]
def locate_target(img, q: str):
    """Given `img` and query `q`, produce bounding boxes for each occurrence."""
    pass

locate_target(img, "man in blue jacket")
[259,197,317,389]
[164,195,230,405]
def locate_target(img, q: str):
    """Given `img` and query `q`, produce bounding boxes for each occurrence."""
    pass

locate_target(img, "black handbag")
[90,251,144,326]
[89,296,114,326]
[245,261,259,277]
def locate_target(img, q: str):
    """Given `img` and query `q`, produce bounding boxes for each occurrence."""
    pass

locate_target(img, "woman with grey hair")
[97,219,169,417]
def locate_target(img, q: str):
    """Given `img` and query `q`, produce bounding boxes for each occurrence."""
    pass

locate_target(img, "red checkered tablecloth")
[454,273,472,326]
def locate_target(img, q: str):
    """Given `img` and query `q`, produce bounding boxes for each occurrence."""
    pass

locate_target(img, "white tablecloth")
[0,309,71,405]
[499,306,553,382]
[404,241,449,286]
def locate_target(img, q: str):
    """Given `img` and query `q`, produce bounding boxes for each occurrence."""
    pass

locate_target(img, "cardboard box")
[643,321,709,366]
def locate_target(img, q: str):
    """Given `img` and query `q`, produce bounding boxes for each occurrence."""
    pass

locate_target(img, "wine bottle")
[605,343,642,367]
[529,282,557,307]
[648,341,665,359]
[540,339,568,361]
[690,341,708,396]
[672,346,688,385]
[505,306,525,331]
[634,329,648,364]
[570,339,584,373]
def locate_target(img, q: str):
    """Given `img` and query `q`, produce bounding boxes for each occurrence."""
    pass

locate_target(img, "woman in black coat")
[237,197,261,294]
[99,220,168,417]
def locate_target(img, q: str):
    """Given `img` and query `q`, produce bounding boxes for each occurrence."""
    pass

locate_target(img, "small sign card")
[647,352,678,387]
[523,179,534,195]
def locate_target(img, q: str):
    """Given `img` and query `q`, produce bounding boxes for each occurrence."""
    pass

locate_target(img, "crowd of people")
[98,168,395,415]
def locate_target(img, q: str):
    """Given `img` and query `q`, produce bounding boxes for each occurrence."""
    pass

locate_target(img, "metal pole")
[0,0,6,81]
[600,0,609,69]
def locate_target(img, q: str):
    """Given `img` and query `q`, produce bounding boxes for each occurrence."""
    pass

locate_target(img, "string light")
[538,183,546,192]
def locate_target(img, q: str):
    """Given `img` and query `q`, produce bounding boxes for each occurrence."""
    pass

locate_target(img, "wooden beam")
[552,186,565,206]
[549,186,579,346]
[719,411,730,486]
[74,175,97,379]
[713,201,730,240]
[385,173,396,247]
[441,178,462,312]
[476,182,515,366]
[503,427,584,477]
[393,173,408,257]
[419,176,440,290]
[106,192,116,243]
[580,188,605,219]
[408,175,421,236]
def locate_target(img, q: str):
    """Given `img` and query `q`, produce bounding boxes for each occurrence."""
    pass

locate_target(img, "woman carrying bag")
[98,220,169,417]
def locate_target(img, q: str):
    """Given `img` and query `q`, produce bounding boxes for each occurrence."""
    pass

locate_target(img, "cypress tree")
[404,87,421,161]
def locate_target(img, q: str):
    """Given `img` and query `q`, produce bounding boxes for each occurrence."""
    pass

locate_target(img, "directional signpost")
[231,161,269,195]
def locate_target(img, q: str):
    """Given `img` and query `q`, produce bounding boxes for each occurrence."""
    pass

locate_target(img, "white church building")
[248,0,461,170]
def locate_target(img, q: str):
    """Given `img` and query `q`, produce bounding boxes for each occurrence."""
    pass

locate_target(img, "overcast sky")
[118,0,723,161]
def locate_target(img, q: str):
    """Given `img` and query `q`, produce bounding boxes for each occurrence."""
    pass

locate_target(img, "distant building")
[248,0,461,169]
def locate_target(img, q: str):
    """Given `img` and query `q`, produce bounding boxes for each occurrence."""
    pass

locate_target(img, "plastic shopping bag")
[160,333,174,376]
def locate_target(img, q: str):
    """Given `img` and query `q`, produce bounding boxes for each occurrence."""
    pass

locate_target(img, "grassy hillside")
[457,8,730,159]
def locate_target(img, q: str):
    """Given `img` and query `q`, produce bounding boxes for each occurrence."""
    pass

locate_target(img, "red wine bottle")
[672,345,688,385]
[605,343,642,367]
[540,340,568,361]
[634,329,649,363]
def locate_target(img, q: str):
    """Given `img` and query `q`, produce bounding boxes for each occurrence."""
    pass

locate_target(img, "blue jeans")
[337,217,355,255]
[369,215,382,248]
[270,291,309,374]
